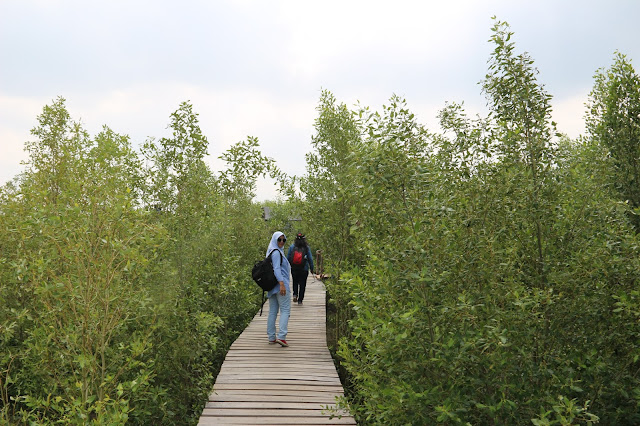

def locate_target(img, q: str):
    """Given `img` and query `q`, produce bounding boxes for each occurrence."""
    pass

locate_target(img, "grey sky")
[2,1,639,200]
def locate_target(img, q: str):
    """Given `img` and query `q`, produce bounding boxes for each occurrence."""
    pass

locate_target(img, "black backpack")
[251,249,282,315]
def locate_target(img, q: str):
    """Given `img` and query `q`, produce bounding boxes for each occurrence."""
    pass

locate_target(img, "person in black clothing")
[287,233,315,305]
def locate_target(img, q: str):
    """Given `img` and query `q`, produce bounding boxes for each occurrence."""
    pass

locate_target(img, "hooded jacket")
[265,231,290,297]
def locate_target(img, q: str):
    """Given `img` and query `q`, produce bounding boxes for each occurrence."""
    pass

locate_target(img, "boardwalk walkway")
[198,275,356,425]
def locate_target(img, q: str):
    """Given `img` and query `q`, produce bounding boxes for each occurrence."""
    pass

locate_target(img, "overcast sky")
[2,1,639,200]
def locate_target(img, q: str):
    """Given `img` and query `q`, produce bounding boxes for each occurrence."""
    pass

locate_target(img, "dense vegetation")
[2,19,640,425]
[302,22,640,425]
[0,99,293,424]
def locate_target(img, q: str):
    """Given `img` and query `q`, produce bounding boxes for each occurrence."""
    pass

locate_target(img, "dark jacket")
[287,244,314,273]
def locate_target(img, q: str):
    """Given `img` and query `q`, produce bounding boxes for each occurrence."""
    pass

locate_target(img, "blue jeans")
[267,290,291,341]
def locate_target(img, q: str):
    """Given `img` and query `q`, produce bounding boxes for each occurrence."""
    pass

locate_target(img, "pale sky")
[2,1,639,200]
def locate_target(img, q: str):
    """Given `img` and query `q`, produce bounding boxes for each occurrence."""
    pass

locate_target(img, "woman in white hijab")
[265,231,291,346]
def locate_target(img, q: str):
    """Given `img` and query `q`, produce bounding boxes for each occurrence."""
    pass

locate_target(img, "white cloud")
[0,84,316,200]
[0,95,52,184]
[2,0,640,199]
[552,92,589,139]
[276,1,489,82]
[0,128,29,185]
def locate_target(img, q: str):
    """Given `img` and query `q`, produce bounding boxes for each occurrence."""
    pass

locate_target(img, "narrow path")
[198,275,356,425]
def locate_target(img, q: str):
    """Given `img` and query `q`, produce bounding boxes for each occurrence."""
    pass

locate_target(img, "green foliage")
[586,52,640,228]
[218,136,286,203]
[0,99,274,424]
[1,100,164,423]
[315,21,640,425]
[481,19,559,287]
[133,102,274,424]
[260,200,304,236]
[302,90,362,276]
[141,101,209,213]
[531,396,599,426]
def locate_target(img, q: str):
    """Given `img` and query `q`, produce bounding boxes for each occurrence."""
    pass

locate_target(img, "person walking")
[287,233,315,305]
[266,231,291,347]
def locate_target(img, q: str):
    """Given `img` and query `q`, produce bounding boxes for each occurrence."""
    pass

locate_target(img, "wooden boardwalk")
[198,275,356,425]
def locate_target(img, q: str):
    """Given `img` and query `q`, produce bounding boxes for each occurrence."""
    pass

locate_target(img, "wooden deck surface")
[198,275,356,425]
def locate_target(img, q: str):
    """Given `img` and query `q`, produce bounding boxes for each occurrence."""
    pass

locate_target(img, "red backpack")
[292,247,305,267]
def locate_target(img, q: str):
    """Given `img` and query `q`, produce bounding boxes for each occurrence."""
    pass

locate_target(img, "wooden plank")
[222,350,332,356]
[215,377,341,384]
[213,379,342,386]
[211,391,344,399]
[201,408,352,417]
[219,366,339,373]
[214,380,342,388]
[199,416,356,425]
[206,402,342,409]
[220,358,335,364]
[210,394,344,400]
[216,372,340,378]
[211,392,342,399]
[219,368,338,375]
[219,366,337,372]
[197,275,356,425]
[212,384,345,392]
[210,395,340,403]
[218,373,338,378]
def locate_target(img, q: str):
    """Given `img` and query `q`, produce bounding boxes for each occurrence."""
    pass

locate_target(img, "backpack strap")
[259,290,264,316]
[267,248,284,267]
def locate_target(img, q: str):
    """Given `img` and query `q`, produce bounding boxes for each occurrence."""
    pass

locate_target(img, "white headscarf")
[266,231,286,257]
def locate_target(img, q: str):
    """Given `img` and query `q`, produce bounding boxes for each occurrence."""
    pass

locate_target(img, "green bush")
[0,98,277,425]
[310,21,640,425]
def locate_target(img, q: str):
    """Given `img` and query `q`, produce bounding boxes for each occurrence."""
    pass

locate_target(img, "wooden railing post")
[315,250,323,277]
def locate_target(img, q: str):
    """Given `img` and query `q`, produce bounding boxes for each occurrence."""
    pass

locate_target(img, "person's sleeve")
[307,247,315,271]
[272,251,285,282]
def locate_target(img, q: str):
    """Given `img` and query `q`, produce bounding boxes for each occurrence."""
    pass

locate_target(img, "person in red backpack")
[287,233,315,305]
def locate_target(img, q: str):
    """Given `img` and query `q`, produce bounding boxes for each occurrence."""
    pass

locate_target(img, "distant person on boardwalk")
[287,233,315,305]
[266,231,291,347]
